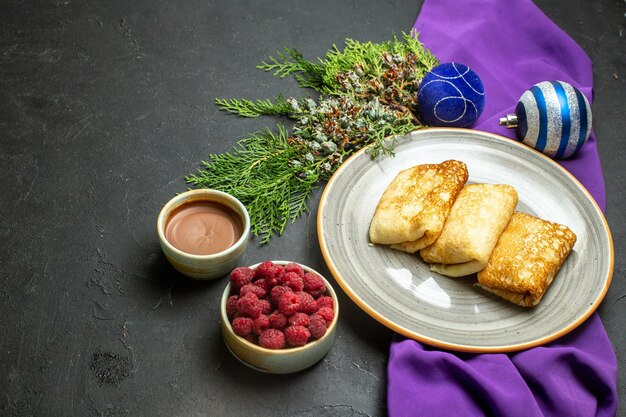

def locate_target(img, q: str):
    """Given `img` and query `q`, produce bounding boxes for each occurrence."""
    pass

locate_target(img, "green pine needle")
[214,95,293,118]
[186,125,318,244]
[257,31,437,95]
[257,48,326,90]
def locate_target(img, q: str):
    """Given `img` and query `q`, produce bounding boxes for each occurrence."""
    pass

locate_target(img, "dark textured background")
[1,1,624,416]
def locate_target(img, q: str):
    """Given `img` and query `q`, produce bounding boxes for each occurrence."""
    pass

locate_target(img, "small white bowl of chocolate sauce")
[157,189,250,279]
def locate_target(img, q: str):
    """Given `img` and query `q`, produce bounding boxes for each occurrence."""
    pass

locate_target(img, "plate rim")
[317,127,614,353]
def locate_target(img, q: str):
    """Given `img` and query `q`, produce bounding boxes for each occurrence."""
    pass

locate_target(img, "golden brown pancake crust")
[369,160,468,251]
[420,184,518,277]
[476,212,577,307]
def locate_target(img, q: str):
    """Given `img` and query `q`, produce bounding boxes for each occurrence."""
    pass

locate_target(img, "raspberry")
[296,291,318,314]
[285,325,310,347]
[278,292,300,316]
[229,266,255,289]
[236,293,262,318]
[254,278,269,294]
[258,329,285,350]
[240,283,266,298]
[268,311,288,330]
[316,296,334,310]
[270,285,292,307]
[288,312,309,327]
[284,262,305,278]
[255,260,274,278]
[231,317,253,336]
[226,295,239,318]
[309,314,327,339]
[252,314,270,336]
[255,261,284,286]
[259,299,272,315]
[303,272,326,298]
[316,306,334,325]
[283,272,304,292]
[265,265,285,286]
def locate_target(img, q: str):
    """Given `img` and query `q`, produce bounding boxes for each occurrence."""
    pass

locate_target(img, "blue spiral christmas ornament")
[499,80,592,159]
[417,62,485,128]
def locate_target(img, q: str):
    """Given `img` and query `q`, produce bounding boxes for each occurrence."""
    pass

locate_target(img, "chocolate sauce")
[164,200,243,255]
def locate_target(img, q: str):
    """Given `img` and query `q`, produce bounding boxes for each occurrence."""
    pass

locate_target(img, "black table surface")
[1,1,624,415]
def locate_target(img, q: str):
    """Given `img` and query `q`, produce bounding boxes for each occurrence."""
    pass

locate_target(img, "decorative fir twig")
[258,32,438,96]
[187,30,439,243]
[258,48,326,90]
[215,95,294,118]
[186,125,318,244]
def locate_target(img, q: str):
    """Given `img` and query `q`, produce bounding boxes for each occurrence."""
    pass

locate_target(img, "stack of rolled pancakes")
[368,160,577,307]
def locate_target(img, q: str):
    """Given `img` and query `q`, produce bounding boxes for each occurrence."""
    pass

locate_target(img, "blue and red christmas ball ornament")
[499,80,592,159]
[417,62,485,128]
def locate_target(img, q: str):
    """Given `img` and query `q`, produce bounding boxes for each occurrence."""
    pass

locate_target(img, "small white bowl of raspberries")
[220,260,339,374]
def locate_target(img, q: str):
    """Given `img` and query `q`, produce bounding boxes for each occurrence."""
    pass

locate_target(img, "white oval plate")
[317,128,613,353]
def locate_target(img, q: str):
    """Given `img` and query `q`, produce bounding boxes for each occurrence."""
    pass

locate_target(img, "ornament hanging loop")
[499,114,518,128]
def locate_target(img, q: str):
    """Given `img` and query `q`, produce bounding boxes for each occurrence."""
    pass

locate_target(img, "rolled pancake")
[420,183,518,277]
[369,160,468,251]
[476,212,577,307]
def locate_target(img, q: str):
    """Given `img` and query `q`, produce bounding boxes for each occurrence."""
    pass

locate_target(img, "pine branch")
[256,31,437,97]
[258,48,326,91]
[214,95,293,118]
[257,49,306,77]
[186,125,319,243]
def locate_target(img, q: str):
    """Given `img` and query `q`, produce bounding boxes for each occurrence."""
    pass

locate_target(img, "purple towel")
[387,1,618,416]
